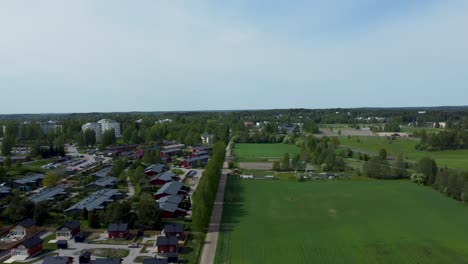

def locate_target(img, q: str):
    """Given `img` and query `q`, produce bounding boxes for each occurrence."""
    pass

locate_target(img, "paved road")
[126,176,135,198]
[28,238,156,264]
[199,143,231,264]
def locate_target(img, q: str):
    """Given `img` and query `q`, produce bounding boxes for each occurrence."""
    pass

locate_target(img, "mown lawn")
[215,178,468,264]
[339,136,468,170]
[233,143,300,162]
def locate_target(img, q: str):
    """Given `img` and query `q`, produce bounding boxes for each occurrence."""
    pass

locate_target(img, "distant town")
[1,107,468,263]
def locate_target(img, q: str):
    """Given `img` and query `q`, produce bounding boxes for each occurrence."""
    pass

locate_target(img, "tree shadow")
[220,175,246,231]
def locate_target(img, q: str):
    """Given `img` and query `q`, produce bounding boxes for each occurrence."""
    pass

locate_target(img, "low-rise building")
[107,223,129,240]
[56,220,81,240]
[10,236,43,259]
[161,223,185,239]
[28,186,66,204]
[149,171,176,186]
[144,164,165,176]
[9,219,36,240]
[158,195,187,218]
[64,189,122,216]
[42,256,74,264]
[154,182,189,200]
[180,155,210,168]
[155,235,178,254]
[11,174,44,191]
[86,176,118,189]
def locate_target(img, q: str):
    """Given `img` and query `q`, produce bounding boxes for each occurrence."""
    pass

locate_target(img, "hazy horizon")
[1,0,467,114]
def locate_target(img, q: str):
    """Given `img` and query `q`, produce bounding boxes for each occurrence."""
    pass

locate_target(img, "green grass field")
[215,178,468,264]
[339,136,468,170]
[233,143,300,162]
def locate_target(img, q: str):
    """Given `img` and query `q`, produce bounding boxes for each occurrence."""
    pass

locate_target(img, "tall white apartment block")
[98,119,121,138]
[82,122,102,142]
[82,119,121,143]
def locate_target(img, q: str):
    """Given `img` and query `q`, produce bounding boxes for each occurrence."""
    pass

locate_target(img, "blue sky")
[0,0,467,114]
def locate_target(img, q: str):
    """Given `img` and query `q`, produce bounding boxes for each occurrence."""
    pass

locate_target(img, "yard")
[215,177,468,263]
[233,143,300,162]
[339,136,468,170]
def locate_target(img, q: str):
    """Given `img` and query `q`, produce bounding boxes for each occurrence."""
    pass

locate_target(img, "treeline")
[362,152,408,179]
[416,129,468,151]
[300,136,346,172]
[192,141,226,230]
[409,158,468,202]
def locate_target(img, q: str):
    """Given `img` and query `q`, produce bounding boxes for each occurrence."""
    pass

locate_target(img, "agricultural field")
[339,136,468,170]
[233,143,300,162]
[215,178,468,264]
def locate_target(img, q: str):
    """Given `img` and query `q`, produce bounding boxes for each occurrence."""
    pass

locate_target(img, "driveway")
[28,239,156,264]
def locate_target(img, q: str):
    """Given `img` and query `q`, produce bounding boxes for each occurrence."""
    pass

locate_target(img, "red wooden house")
[144,164,165,177]
[107,223,129,240]
[10,236,43,259]
[155,236,178,253]
[149,171,176,186]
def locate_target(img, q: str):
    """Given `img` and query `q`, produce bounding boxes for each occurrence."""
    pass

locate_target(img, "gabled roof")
[22,236,42,248]
[155,235,178,246]
[159,202,179,213]
[42,256,73,264]
[144,164,164,174]
[17,218,36,228]
[87,176,117,188]
[13,174,44,185]
[107,223,128,232]
[29,186,66,204]
[150,171,176,183]
[186,155,210,163]
[90,259,121,264]
[92,166,113,178]
[163,223,184,234]
[155,181,184,196]
[142,259,168,264]
[59,220,80,230]
[158,195,182,205]
[65,189,121,213]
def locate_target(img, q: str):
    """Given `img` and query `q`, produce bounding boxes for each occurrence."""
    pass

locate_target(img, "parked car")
[128,242,139,248]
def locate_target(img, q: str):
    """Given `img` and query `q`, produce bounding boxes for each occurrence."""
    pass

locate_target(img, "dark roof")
[79,251,91,258]
[65,189,121,213]
[163,223,184,234]
[42,256,73,264]
[59,220,80,230]
[22,236,43,248]
[155,181,184,196]
[150,171,176,183]
[159,202,179,213]
[144,164,165,174]
[107,223,128,232]
[0,186,11,194]
[29,186,66,204]
[92,166,113,178]
[186,155,210,163]
[142,259,168,264]
[90,259,121,264]
[155,235,178,246]
[158,195,182,205]
[13,174,44,185]
[18,218,36,228]
[87,176,117,188]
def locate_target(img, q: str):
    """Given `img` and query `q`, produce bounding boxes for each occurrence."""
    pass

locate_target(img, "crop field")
[215,178,468,264]
[339,136,468,170]
[233,143,300,162]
